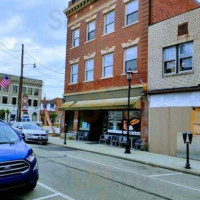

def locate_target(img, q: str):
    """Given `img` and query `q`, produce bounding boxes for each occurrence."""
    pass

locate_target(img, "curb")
[48,141,200,177]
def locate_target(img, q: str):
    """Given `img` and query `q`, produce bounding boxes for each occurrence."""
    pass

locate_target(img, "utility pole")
[17,44,24,122]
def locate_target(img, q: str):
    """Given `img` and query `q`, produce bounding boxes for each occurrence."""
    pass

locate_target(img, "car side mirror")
[18,126,22,130]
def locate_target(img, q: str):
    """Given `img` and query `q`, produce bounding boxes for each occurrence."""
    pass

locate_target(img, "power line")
[0,41,21,52]
[25,51,65,75]
[0,46,20,60]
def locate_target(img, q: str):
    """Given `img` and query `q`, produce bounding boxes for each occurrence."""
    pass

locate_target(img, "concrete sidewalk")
[48,136,200,176]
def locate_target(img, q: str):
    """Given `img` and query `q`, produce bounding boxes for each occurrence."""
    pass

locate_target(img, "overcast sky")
[0,0,70,99]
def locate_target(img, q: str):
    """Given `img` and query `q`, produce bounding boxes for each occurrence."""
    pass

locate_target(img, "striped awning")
[59,97,141,111]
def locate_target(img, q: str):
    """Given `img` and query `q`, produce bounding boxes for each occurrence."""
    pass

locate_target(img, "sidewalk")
[48,136,200,176]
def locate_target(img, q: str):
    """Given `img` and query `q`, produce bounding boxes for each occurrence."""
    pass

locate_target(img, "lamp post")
[182,131,193,169]
[125,70,134,154]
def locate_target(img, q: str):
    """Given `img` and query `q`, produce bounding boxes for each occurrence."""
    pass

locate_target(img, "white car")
[12,122,48,145]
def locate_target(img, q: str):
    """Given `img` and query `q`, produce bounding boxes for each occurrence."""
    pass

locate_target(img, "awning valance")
[59,97,141,111]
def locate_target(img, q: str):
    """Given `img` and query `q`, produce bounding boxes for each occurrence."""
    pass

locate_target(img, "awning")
[59,97,141,111]
[150,92,200,108]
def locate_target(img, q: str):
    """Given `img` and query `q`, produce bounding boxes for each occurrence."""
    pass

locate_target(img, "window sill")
[83,80,94,83]
[102,31,115,37]
[68,82,78,85]
[162,70,194,78]
[100,76,113,80]
[70,45,80,50]
[123,21,139,29]
[85,39,95,44]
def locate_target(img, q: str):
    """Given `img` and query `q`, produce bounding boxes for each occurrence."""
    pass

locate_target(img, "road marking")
[32,193,59,200]
[152,178,200,193]
[148,173,183,178]
[55,152,200,193]
[38,182,76,200]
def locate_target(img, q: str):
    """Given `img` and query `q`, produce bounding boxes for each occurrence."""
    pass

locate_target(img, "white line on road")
[38,182,76,200]
[55,152,200,193]
[148,173,183,178]
[32,193,59,200]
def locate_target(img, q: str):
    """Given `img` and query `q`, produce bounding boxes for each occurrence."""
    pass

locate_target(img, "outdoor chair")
[134,138,146,150]
[119,136,127,147]
[111,136,121,147]
[78,132,89,141]
[99,134,110,144]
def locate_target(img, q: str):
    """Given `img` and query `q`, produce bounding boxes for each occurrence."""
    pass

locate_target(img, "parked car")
[0,120,39,191]
[12,122,48,145]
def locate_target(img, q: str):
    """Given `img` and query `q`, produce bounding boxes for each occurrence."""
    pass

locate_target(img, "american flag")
[0,76,12,89]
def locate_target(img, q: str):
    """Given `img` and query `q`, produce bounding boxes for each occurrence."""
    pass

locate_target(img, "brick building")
[61,0,150,142]
[148,1,200,156]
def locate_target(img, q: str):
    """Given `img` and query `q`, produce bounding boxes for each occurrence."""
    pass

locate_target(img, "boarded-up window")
[178,22,188,36]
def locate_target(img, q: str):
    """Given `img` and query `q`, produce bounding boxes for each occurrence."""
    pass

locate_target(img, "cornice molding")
[101,46,115,55]
[84,52,96,60]
[64,0,97,17]
[85,14,97,23]
[71,23,81,30]
[69,58,80,64]
[122,38,140,48]
[102,4,116,14]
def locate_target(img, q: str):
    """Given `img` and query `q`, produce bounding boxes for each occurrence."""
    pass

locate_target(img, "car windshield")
[0,125,20,144]
[23,124,42,130]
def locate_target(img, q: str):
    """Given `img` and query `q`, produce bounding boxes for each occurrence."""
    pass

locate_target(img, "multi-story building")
[41,97,63,126]
[0,73,43,122]
[61,0,150,141]
[148,1,200,156]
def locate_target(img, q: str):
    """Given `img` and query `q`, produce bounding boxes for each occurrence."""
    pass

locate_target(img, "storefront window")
[79,119,90,131]
[108,111,123,134]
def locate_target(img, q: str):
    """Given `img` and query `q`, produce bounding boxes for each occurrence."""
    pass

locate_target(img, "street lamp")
[182,131,193,169]
[125,69,135,154]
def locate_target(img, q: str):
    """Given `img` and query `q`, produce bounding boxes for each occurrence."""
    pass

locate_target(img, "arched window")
[32,112,37,122]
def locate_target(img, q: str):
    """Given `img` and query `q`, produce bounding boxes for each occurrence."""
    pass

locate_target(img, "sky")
[0,0,70,99]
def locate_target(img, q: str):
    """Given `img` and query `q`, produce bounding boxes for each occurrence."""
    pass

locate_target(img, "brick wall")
[150,0,199,24]
[64,0,150,95]
[148,8,200,91]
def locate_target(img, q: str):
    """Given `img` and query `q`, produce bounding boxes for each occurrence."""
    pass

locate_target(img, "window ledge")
[83,80,94,83]
[100,76,113,80]
[85,39,95,44]
[68,82,78,85]
[123,21,139,29]
[102,31,115,37]
[70,45,80,50]
[162,70,194,78]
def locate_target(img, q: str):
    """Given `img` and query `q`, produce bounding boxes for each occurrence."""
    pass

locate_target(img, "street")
[2,143,200,200]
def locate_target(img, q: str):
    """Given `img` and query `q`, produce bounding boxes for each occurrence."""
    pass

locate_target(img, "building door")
[65,111,74,132]
[32,112,37,122]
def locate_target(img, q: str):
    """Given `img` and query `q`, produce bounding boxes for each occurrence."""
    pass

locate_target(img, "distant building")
[0,73,43,122]
[41,97,63,126]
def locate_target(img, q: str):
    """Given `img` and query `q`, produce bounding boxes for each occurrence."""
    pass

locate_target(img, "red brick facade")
[65,0,150,94]
[150,0,199,24]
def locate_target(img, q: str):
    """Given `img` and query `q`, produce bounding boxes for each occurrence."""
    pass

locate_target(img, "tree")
[5,109,11,122]
[51,113,58,125]
[0,110,5,120]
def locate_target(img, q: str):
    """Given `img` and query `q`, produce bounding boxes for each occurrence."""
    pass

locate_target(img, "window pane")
[164,61,176,74]
[106,23,114,34]
[126,0,138,15]
[74,29,80,38]
[88,21,95,32]
[127,11,138,25]
[86,59,94,71]
[125,59,137,72]
[106,11,115,24]
[180,58,192,71]
[74,38,79,47]
[164,46,176,61]
[86,71,93,81]
[88,30,95,40]
[125,46,137,61]
[72,74,78,83]
[104,66,113,77]
[72,64,78,74]
[104,54,113,67]
[179,42,193,58]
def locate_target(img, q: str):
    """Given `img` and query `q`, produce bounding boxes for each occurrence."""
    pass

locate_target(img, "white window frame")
[102,53,114,78]
[104,10,115,35]
[72,28,80,48]
[87,20,95,41]
[125,0,139,26]
[70,64,78,84]
[85,59,94,82]
[124,46,138,73]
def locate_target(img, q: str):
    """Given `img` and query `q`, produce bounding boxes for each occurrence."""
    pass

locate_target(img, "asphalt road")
[2,143,200,200]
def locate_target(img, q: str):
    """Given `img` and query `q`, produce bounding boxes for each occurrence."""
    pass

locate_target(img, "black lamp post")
[125,70,134,154]
[182,131,193,169]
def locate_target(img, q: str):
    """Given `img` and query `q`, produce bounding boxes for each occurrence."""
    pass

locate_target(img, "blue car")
[0,120,39,191]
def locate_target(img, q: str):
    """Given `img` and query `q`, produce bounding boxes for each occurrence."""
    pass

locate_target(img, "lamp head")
[182,132,187,144]
[33,63,36,68]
